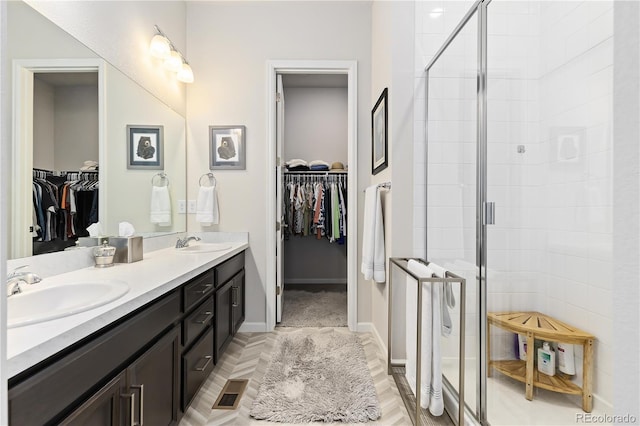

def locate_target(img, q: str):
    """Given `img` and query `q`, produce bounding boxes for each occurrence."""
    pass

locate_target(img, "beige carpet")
[249,330,381,423]
[278,290,347,327]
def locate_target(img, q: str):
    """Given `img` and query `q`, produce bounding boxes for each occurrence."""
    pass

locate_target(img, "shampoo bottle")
[517,334,527,361]
[557,342,576,375]
[537,342,556,376]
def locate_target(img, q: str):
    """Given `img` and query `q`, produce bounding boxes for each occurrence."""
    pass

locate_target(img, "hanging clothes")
[283,172,347,243]
[31,169,99,243]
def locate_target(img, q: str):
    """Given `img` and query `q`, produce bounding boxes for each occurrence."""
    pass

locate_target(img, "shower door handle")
[483,202,495,225]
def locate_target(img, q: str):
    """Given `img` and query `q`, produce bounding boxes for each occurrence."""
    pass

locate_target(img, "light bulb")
[177,63,194,83]
[149,34,170,58]
[163,50,182,72]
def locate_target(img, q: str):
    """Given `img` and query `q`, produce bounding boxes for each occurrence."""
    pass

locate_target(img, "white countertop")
[7,241,249,378]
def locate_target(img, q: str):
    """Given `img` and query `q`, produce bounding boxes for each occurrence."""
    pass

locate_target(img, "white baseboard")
[357,322,388,363]
[238,322,268,332]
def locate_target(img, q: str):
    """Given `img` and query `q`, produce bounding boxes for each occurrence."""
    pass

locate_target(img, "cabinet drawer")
[182,296,214,348]
[215,252,244,288]
[183,270,214,312]
[182,327,214,410]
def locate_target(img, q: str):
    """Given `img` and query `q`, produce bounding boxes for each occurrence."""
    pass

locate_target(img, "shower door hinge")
[276,286,281,295]
[276,221,281,231]
[276,92,282,102]
[483,202,495,225]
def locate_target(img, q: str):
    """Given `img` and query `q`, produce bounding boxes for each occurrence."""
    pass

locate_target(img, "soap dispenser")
[537,341,556,376]
[93,240,116,268]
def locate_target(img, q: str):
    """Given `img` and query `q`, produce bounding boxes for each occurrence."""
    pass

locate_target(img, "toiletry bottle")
[557,342,576,375]
[517,334,527,361]
[537,341,556,376]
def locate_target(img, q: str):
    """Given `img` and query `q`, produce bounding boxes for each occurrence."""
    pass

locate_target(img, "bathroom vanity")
[7,243,247,425]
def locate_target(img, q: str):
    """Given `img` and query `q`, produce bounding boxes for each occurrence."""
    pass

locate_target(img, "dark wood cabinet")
[8,249,246,426]
[59,373,125,426]
[215,252,245,362]
[232,270,245,334]
[215,278,234,362]
[125,327,180,426]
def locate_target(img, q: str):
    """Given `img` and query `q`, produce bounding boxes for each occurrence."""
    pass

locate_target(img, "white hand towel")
[196,186,219,225]
[405,259,444,416]
[361,185,385,283]
[150,186,171,226]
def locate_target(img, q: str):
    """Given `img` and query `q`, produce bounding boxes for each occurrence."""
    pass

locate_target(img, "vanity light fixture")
[149,25,194,83]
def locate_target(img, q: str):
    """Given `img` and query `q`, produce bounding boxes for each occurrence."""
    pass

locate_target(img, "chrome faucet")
[7,266,42,296]
[175,235,201,248]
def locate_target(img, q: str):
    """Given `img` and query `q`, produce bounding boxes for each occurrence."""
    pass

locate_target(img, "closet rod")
[284,171,347,174]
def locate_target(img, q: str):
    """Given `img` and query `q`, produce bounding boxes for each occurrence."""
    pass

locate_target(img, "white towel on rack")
[405,259,444,416]
[361,185,385,283]
[428,262,456,337]
[196,186,219,225]
[150,186,171,226]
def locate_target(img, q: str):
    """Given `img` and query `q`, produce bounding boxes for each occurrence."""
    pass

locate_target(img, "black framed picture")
[372,88,388,175]
[127,125,164,170]
[209,125,246,170]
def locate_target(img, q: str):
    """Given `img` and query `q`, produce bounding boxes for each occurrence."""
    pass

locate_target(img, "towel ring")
[199,172,216,188]
[151,172,170,187]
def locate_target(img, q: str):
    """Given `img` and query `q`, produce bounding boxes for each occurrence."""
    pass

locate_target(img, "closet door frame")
[266,60,358,332]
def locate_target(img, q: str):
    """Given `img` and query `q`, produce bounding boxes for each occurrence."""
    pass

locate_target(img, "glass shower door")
[425,7,479,420]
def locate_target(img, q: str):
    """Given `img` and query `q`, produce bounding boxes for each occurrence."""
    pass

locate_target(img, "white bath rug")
[250,330,381,423]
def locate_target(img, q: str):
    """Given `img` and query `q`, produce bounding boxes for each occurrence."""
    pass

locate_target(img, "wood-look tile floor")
[179,327,452,426]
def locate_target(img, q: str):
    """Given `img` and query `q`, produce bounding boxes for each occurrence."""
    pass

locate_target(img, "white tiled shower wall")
[414,0,613,409]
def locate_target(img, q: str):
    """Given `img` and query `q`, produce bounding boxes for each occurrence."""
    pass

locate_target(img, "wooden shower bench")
[487,311,595,412]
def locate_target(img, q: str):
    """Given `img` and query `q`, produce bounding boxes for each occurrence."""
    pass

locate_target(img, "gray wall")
[186,1,372,328]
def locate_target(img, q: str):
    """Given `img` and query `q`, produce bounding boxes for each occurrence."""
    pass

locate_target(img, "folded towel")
[308,159,330,168]
[286,158,307,167]
[309,164,330,171]
[428,262,456,337]
[150,186,171,226]
[196,186,219,225]
[361,185,385,282]
[405,259,444,416]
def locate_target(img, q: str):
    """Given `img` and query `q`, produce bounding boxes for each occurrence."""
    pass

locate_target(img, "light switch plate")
[187,200,197,214]
[177,200,186,214]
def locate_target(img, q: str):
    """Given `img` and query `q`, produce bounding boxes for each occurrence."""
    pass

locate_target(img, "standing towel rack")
[151,172,170,187]
[387,257,466,426]
[199,172,217,187]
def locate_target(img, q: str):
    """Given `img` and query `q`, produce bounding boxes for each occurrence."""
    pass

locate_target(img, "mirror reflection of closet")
[32,71,99,255]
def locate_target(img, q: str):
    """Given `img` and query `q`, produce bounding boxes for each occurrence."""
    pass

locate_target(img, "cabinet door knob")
[194,355,213,372]
[131,384,144,425]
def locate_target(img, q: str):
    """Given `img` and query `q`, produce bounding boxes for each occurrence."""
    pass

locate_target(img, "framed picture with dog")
[127,125,164,170]
[209,125,246,170]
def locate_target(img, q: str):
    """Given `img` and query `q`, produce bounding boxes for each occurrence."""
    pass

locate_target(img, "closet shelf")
[284,170,347,174]
[490,360,582,395]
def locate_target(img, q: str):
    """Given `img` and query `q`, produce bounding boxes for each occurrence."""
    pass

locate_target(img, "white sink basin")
[7,280,129,328]
[176,243,232,254]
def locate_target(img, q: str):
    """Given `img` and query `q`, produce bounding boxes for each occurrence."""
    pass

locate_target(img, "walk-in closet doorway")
[266,60,358,332]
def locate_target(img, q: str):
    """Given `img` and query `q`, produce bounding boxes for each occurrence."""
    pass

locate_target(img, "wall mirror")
[6,1,187,260]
